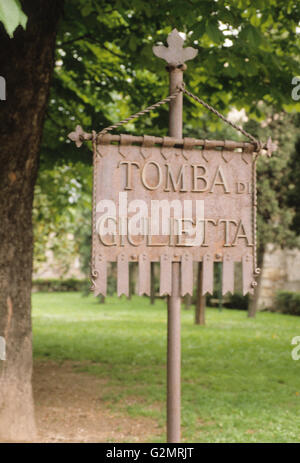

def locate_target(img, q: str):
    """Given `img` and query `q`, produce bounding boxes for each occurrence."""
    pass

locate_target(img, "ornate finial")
[68,125,90,148]
[153,29,198,67]
[266,136,277,158]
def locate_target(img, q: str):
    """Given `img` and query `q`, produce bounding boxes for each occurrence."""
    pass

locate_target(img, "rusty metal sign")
[68,28,275,445]
[91,133,257,298]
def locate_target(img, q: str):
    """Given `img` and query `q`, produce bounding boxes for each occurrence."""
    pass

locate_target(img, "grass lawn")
[32,292,300,443]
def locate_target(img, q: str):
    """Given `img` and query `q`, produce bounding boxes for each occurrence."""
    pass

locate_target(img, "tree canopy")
[42,0,300,166]
[33,0,300,274]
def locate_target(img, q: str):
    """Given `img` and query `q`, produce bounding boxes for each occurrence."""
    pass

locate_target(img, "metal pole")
[153,29,198,443]
[167,65,184,443]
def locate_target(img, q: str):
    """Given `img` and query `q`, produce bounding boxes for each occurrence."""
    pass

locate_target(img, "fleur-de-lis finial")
[68,125,90,147]
[153,29,198,67]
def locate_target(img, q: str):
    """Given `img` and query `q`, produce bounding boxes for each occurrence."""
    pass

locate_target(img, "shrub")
[32,278,89,292]
[204,291,249,310]
[274,291,300,316]
[225,292,249,311]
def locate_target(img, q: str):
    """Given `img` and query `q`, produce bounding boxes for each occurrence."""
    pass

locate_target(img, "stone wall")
[258,244,300,309]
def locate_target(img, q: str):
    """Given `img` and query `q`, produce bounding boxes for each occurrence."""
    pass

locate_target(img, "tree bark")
[195,263,206,325]
[248,248,264,318]
[0,0,62,441]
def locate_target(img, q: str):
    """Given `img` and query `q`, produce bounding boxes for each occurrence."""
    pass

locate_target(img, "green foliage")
[206,291,249,310]
[244,112,300,254]
[34,2,300,276]
[274,291,300,316]
[226,292,250,311]
[288,136,300,234]
[33,162,92,277]
[107,268,117,296]
[0,0,27,37]
[32,293,300,442]
[42,0,300,166]
[33,278,89,292]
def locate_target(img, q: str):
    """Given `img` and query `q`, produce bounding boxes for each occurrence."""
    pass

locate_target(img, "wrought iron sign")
[90,134,257,297]
[68,28,275,444]
[68,30,275,302]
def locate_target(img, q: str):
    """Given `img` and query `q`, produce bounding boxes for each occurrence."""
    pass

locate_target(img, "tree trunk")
[247,248,265,318]
[195,263,206,325]
[0,0,62,441]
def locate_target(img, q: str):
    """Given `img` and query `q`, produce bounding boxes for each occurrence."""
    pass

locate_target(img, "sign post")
[68,29,275,444]
[167,62,184,445]
[155,30,198,443]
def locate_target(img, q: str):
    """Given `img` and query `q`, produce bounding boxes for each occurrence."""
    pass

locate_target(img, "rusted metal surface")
[160,253,172,296]
[202,253,214,295]
[153,29,198,67]
[181,252,193,296]
[166,62,184,444]
[222,253,234,295]
[67,26,268,447]
[161,136,177,159]
[117,253,129,296]
[68,29,259,301]
[119,134,134,157]
[69,129,273,154]
[167,261,181,443]
[93,140,254,257]
[141,135,156,159]
[91,254,107,296]
[92,135,256,296]
[138,253,150,296]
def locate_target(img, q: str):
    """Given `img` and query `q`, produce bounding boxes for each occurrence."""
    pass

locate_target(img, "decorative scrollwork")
[90,268,99,291]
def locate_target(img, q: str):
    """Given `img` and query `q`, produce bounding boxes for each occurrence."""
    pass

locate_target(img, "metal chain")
[95,82,261,283]
[180,83,262,150]
[98,87,182,137]
[98,82,262,153]
[91,130,98,289]
[252,155,261,282]
[180,83,262,282]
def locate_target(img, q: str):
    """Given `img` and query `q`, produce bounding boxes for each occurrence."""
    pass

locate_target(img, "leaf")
[81,5,94,17]
[192,20,206,40]
[129,35,137,52]
[242,25,262,47]
[0,0,27,38]
[206,20,223,44]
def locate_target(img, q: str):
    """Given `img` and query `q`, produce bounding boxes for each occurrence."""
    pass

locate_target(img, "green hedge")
[274,291,300,316]
[32,278,250,311]
[205,291,249,310]
[33,275,117,295]
[32,278,90,292]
